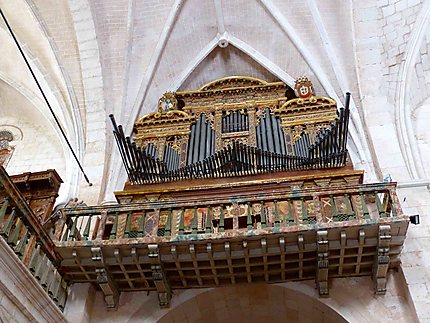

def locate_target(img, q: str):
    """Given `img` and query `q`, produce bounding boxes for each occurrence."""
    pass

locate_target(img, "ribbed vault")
[4,0,430,203]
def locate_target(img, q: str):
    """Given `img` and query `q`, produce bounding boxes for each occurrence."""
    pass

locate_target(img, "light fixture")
[409,215,420,225]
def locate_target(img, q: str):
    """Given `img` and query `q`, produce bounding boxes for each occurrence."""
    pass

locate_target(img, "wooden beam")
[373,225,391,295]
[207,243,219,285]
[96,267,119,310]
[131,247,150,289]
[91,246,119,310]
[316,230,329,297]
[171,245,187,287]
[148,244,171,308]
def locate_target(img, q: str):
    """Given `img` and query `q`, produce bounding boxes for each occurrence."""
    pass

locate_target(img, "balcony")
[0,77,411,313]
[53,170,409,309]
[0,167,68,310]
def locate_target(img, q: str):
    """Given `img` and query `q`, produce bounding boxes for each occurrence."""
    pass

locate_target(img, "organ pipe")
[187,114,215,165]
[222,110,249,133]
[256,108,286,154]
[110,92,351,184]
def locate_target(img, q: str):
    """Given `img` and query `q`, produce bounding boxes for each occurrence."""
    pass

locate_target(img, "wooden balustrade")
[56,183,402,244]
[0,167,67,310]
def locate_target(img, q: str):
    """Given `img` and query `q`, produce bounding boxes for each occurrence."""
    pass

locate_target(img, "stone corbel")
[148,244,171,308]
[373,225,391,295]
[316,230,329,297]
[92,246,119,310]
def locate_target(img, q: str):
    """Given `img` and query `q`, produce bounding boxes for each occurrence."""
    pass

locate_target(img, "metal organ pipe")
[229,112,233,132]
[199,115,207,162]
[272,113,281,153]
[206,120,212,158]
[163,145,179,171]
[193,116,201,162]
[222,110,249,133]
[256,108,286,155]
[187,114,215,165]
[279,119,286,155]
[211,128,215,155]
[244,111,248,130]
[233,112,237,132]
[265,110,275,152]
[187,124,196,165]
[260,116,268,151]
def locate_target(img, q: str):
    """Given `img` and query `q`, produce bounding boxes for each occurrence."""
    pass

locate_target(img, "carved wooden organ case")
[110,76,351,184]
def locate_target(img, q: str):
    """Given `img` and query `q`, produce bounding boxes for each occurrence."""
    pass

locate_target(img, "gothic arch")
[395,1,430,180]
[140,284,349,323]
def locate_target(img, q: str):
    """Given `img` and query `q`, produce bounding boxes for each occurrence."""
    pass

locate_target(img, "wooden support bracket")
[96,268,119,310]
[373,225,391,295]
[316,230,329,297]
[91,246,119,310]
[148,244,171,308]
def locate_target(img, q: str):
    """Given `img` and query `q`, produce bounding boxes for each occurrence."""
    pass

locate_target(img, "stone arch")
[114,273,415,323]
[413,98,430,178]
[156,284,347,323]
[395,2,430,180]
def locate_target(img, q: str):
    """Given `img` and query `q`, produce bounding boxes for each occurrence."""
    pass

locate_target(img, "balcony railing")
[56,182,404,244]
[0,167,67,310]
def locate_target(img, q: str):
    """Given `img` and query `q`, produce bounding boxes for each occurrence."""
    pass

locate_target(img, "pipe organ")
[111,76,350,184]
[31,77,406,312]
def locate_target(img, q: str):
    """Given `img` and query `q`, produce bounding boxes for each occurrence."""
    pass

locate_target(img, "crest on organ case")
[158,92,178,112]
[294,76,315,99]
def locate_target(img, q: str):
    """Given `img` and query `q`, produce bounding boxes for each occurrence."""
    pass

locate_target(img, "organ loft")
[0,76,410,311]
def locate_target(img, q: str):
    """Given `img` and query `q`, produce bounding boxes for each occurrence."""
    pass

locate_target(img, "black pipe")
[109,115,132,181]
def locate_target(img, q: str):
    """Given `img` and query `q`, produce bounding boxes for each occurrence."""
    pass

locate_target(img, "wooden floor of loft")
[56,218,408,308]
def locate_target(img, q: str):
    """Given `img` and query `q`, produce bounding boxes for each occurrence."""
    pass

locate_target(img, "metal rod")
[0,8,92,186]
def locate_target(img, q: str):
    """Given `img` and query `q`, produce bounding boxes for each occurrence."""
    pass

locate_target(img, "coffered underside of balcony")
[56,217,407,308]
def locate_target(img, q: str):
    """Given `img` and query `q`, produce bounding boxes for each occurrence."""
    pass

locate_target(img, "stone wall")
[399,186,430,322]
[1,0,430,321]
[65,272,417,323]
